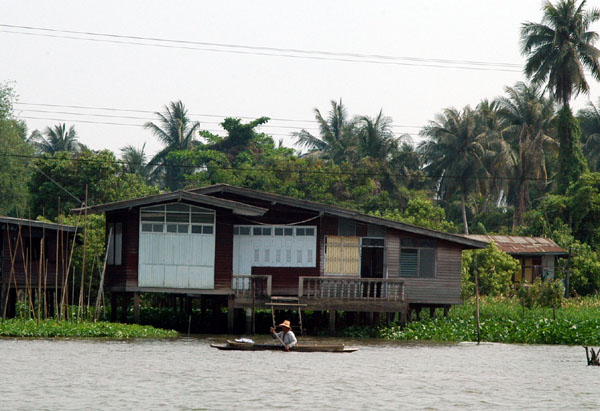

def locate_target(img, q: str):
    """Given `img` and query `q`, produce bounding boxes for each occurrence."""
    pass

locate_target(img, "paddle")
[271,327,289,351]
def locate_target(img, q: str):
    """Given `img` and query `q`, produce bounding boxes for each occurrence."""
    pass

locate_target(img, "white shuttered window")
[233,225,316,275]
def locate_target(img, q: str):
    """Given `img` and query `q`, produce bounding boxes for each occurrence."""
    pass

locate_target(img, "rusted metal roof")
[462,234,567,255]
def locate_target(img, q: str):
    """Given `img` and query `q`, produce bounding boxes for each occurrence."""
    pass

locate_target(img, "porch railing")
[232,275,272,297]
[298,276,405,301]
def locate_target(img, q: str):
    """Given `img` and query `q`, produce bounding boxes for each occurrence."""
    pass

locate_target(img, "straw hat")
[279,320,292,330]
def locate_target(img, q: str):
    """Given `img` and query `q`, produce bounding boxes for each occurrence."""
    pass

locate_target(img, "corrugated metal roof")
[462,234,567,255]
[0,216,78,232]
[70,190,268,217]
[192,184,488,249]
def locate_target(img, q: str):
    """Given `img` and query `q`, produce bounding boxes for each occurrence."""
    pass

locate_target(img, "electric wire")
[0,23,524,73]
[6,151,560,182]
[14,102,423,129]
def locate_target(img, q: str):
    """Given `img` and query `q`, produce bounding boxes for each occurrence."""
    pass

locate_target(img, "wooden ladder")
[266,296,307,336]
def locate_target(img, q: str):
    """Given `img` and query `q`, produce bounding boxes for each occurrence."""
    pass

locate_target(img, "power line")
[15,102,424,130]
[0,23,524,68]
[0,24,524,73]
[17,108,423,136]
[6,152,557,182]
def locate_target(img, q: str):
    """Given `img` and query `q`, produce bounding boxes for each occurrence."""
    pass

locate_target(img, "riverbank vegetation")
[0,318,178,338]
[341,296,600,345]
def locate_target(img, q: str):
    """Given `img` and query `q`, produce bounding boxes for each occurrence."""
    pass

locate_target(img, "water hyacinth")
[0,319,178,339]
[344,296,600,345]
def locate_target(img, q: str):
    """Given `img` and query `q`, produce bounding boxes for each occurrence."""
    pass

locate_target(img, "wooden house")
[463,234,567,283]
[0,216,77,318]
[75,184,487,331]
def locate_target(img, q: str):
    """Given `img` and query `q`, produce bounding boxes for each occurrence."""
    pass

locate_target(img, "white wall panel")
[138,227,215,289]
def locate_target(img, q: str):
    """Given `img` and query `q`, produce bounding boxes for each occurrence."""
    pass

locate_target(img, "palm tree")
[292,99,357,163]
[356,110,398,161]
[578,99,600,171]
[145,100,201,190]
[497,82,557,228]
[475,99,514,213]
[520,0,600,190]
[120,143,151,181]
[389,141,424,190]
[419,107,490,234]
[32,123,82,154]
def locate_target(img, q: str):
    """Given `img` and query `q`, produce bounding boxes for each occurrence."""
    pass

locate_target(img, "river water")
[0,337,596,410]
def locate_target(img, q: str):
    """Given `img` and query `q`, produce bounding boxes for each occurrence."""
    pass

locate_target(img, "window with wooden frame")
[399,239,436,278]
[107,222,122,265]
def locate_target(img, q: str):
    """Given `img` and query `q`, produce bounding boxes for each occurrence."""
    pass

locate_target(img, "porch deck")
[232,275,407,313]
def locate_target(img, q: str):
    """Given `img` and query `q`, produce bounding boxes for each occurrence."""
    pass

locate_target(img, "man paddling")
[270,320,297,351]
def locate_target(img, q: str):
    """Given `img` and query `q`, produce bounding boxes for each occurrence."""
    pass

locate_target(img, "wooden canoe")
[210,340,358,353]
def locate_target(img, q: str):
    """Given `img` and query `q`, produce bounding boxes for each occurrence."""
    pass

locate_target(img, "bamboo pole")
[474,254,481,345]
[78,186,89,322]
[3,224,20,319]
[55,202,60,319]
[60,211,83,320]
[94,227,112,321]
[86,253,97,320]
[37,237,44,324]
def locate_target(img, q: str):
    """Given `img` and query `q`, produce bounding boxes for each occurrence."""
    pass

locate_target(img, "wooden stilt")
[227,295,235,334]
[185,296,192,315]
[329,310,336,336]
[245,308,252,334]
[210,298,219,333]
[444,305,450,317]
[110,292,117,322]
[133,292,140,323]
[120,293,128,323]
[0,283,5,320]
[47,290,55,319]
[400,309,407,326]
[429,307,435,319]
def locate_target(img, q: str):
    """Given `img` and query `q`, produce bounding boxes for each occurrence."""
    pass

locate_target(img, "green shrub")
[462,243,521,298]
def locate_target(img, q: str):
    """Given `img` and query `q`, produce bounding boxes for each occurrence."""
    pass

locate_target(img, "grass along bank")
[341,296,600,345]
[0,319,178,338]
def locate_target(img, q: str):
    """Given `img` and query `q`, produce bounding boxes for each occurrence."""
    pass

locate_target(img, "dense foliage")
[343,296,600,345]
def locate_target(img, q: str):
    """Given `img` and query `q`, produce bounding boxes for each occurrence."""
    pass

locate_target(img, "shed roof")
[191,184,487,249]
[70,190,268,217]
[462,234,567,256]
[0,216,78,233]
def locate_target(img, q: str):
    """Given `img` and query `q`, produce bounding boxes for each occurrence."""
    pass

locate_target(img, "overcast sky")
[3,0,600,159]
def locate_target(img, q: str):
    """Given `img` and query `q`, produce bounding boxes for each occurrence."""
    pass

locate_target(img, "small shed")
[462,235,567,283]
[0,216,78,318]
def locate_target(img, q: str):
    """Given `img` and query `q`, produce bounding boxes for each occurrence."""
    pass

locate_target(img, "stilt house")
[75,184,486,330]
[0,217,77,318]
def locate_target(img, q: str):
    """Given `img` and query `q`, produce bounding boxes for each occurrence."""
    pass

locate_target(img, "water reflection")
[0,337,596,410]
